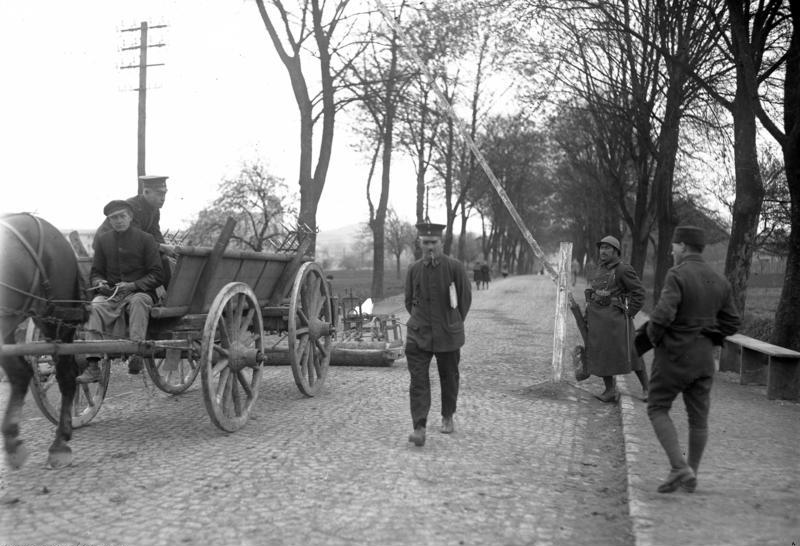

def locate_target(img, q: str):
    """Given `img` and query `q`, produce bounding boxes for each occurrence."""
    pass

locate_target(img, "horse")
[0,213,85,469]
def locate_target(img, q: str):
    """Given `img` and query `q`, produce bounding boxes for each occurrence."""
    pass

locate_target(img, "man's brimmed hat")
[596,235,621,252]
[672,225,705,248]
[103,199,133,217]
[416,222,446,237]
[139,175,168,190]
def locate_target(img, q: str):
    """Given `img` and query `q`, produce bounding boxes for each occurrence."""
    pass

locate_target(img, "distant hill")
[316,223,363,254]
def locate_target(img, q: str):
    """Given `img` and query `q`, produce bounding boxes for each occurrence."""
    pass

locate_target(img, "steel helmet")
[596,235,621,252]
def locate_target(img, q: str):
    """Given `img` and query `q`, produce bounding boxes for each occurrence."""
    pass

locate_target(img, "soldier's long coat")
[585,257,645,376]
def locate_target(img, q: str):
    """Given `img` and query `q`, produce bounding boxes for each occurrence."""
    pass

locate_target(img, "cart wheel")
[145,347,200,394]
[25,319,110,428]
[200,282,265,432]
[288,262,333,396]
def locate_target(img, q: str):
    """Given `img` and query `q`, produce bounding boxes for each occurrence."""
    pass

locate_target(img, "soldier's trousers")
[406,339,460,429]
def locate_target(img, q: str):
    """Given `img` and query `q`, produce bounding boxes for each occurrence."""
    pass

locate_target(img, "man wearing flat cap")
[95,175,176,283]
[584,235,649,402]
[645,225,739,494]
[404,221,472,447]
[77,199,163,383]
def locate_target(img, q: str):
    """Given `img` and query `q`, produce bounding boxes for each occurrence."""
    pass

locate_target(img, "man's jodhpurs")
[406,339,460,429]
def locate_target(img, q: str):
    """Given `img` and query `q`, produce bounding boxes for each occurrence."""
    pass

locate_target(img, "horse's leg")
[48,354,77,468]
[1,355,33,469]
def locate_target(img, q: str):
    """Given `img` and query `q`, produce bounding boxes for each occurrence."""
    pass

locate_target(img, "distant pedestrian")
[584,235,649,402]
[645,226,740,493]
[405,222,472,447]
[472,262,483,290]
[480,262,491,289]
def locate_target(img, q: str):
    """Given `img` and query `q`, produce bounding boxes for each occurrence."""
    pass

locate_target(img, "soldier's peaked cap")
[672,225,705,248]
[139,175,168,189]
[416,222,446,237]
[596,235,621,252]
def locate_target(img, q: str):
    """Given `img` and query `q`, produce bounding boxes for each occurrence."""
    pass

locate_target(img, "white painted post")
[551,242,572,382]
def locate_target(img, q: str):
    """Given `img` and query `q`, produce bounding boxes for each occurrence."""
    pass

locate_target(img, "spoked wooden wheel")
[145,346,200,394]
[200,282,265,432]
[25,319,110,428]
[288,262,333,396]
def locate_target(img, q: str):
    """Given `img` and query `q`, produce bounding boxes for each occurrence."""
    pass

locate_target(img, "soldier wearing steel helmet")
[584,235,649,402]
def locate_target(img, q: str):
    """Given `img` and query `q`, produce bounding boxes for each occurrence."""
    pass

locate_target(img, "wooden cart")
[8,221,333,432]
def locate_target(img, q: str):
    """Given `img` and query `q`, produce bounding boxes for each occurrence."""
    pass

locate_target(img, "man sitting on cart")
[76,200,164,383]
[94,175,176,285]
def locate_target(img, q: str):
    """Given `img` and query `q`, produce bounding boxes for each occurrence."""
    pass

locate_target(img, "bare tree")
[384,208,416,278]
[345,2,413,299]
[254,0,365,253]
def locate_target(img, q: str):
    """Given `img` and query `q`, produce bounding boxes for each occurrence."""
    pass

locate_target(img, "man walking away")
[646,226,740,493]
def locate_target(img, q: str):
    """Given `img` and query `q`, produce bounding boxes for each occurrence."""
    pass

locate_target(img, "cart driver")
[94,175,176,285]
[77,200,163,383]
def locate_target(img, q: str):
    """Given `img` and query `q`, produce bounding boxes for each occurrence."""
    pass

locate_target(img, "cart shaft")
[0,339,191,358]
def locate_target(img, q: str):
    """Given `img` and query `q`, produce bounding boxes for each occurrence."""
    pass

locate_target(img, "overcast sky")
[0,1,429,234]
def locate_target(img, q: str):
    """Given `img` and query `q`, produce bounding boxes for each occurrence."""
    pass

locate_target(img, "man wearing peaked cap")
[644,225,740,494]
[415,222,446,237]
[404,220,472,446]
[583,234,649,402]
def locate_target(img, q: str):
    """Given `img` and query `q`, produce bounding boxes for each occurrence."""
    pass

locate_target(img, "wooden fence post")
[551,242,572,382]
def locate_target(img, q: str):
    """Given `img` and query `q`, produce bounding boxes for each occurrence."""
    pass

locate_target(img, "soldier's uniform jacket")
[404,255,472,352]
[648,254,740,370]
[95,194,164,246]
[91,226,163,302]
[585,256,645,376]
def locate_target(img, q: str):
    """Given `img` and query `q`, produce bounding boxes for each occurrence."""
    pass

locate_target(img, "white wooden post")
[551,242,572,382]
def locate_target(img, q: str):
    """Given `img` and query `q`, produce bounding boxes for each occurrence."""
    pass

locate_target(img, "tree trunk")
[443,118,455,255]
[771,6,800,351]
[723,90,764,316]
[651,84,684,302]
[370,30,399,301]
[723,0,767,316]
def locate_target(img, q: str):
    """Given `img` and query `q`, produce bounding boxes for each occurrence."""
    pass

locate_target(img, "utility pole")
[121,22,166,194]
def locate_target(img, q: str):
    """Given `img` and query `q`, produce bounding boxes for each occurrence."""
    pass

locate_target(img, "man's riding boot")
[76,359,102,384]
[683,428,708,492]
[650,411,694,493]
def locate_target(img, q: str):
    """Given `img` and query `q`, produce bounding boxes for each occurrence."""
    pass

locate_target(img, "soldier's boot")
[596,376,619,403]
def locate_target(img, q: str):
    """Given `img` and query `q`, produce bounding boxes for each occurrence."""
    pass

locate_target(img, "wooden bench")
[719,333,800,401]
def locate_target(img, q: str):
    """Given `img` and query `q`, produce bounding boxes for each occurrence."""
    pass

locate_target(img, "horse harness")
[0,213,85,325]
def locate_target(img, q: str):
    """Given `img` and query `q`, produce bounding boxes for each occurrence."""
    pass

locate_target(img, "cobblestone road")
[1,275,633,546]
